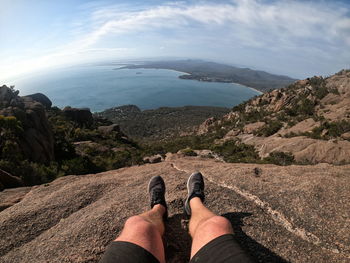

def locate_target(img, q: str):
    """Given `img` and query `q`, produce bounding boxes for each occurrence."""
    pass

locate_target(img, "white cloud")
[75,0,350,49]
[1,0,349,80]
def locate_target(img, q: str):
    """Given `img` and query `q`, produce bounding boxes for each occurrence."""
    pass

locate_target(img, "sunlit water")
[6,65,260,112]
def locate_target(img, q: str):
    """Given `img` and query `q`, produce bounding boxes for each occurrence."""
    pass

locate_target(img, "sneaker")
[148,175,168,219]
[184,172,205,216]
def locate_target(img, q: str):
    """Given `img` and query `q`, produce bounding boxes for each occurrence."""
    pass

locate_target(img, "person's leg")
[188,197,233,258]
[115,204,166,263]
[99,176,167,263]
[184,172,253,262]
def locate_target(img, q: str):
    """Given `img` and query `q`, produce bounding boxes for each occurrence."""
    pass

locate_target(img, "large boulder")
[0,85,22,108]
[25,93,52,109]
[63,106,93,127]
[97,124,121,134]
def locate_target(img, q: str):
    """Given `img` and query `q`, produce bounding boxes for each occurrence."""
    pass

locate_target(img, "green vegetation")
[211,140,260,163]
[264,151,295,166]
[96,105,230,140]
[306,120,350,140]
[254,120,283,137]
[284,120,350,140]
[285,97,315,117]
[180,148,198,156]
[0,107,144,186]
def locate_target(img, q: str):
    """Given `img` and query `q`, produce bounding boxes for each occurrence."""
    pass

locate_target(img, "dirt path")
[0,155,349,262]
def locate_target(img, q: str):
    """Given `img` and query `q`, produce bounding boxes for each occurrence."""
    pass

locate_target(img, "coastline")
[116,66,264,94]
[115,66,191,76]
[231,82,263,94]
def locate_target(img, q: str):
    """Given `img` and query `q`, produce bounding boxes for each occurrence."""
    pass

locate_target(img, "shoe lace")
[151,188,162,203]
[193,183,202,195]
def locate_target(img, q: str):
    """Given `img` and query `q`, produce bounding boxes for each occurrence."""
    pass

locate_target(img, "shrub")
[61,157,99,175]
[211,140,260,163]
[181,148,198,156]
[254,120,283,137]
[264,151,295,166]
[285,98,315,117]
[302,120,350,140]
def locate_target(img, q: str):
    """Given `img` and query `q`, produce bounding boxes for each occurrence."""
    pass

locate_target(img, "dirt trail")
[0,155,349,263]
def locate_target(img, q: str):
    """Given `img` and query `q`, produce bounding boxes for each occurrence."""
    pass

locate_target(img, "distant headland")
[118,59,297,93]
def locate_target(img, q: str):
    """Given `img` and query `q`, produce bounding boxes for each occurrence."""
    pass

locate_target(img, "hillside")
[0,85,144,188]
[0,154,349,263]
[120,60,297,92]
[191,69,350,165]
[95,105,230,140]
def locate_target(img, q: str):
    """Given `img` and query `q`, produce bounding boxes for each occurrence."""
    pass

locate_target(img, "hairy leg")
[116,204,166,263]
[189,197,233,258]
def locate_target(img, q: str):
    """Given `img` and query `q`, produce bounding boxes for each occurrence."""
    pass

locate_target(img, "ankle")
[153,204,166,215]
[189,197,203,209]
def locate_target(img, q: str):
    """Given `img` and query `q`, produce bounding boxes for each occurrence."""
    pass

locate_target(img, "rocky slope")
[0,154,349,263]
[198,70,350,164]
[0,85,143,188]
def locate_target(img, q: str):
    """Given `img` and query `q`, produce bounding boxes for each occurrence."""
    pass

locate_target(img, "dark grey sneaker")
[148,175,168,219]
[184,172,205,216]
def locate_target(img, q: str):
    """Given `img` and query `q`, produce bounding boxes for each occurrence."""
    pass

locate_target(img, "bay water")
[6,65,260,112]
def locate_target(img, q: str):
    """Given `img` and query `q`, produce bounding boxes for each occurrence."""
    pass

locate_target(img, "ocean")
[6,64,261,112]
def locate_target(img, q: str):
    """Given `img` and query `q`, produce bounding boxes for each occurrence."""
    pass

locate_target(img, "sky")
[1,0,350,80]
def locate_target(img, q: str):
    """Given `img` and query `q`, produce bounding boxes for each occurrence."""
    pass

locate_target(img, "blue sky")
[1,0,350,80]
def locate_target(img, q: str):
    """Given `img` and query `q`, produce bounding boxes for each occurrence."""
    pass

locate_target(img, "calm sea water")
[7,65,260,112]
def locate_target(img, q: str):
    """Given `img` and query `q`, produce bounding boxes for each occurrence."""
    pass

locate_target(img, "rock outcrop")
[97,124,121,136]
[0,155,349,263]
[63,106,93,127]
[198,70,350,164]
[0,186,31,211]
[25,93,52,109]
[0,85,54,163]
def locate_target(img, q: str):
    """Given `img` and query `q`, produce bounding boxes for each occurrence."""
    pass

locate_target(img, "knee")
[124,216,158,236]
[198,216,233,235]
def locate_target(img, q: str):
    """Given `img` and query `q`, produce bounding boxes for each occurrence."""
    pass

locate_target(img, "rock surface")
[198,70,350,165]
[239,134,350,164]
[0,186,31,211]
[0,155,349,263]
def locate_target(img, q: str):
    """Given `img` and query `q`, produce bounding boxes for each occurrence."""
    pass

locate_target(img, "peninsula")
[119,60,297,92]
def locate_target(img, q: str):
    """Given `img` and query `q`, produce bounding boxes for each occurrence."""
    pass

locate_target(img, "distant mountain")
[120,60,297,92]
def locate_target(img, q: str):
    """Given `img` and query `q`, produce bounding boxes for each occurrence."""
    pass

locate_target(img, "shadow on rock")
[223,212,290,263]
[165,213,191,263]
